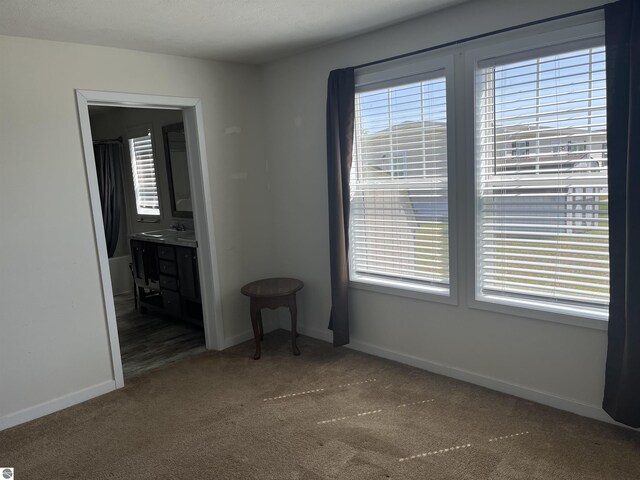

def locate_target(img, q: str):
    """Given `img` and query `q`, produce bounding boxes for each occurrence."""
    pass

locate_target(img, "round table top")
[241,277,304,298]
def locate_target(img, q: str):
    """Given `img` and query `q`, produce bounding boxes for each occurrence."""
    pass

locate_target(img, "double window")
[349,19,609,322]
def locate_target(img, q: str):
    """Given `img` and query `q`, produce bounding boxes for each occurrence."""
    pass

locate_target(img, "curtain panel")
[326,68,355,347]
[603,0,640,428]
[94,143,123,258]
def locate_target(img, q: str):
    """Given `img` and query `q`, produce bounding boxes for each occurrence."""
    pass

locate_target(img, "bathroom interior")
[89,106,206,379]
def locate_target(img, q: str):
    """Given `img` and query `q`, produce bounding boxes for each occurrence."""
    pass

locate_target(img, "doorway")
[77,91,224,387]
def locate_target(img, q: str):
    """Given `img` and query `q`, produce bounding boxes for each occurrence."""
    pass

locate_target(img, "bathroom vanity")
[129,230,202,325]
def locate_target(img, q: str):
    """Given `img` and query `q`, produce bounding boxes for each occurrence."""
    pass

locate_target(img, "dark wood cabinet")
[176,246,200,301]
[131,240,160,289]
[159,259,177,276]
[130,239,202,325]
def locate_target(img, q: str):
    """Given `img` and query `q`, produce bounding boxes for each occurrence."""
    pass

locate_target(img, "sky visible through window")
[357,47,605,135]
[492,47,606,131]
[358,78,446,134]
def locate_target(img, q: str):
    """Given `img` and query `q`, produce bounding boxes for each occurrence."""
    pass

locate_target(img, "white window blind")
[350,74,450,292]
[475,41,609,315]
[129,130,160,217]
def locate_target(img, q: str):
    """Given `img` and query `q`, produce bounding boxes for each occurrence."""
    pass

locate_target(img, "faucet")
[170,223,186,231]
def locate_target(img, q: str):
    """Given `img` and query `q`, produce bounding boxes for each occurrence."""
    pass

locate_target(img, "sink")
[132,229,196,247]
[140,229,178,236]
[140,229,188,238]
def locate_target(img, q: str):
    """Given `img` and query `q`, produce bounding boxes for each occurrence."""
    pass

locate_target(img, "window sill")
[349,277,457,306]
[468,295,608,331]
[136,217,161,223]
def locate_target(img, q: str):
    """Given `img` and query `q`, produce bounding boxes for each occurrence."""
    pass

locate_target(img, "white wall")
[263,0,614,421]
[0,35,274,425]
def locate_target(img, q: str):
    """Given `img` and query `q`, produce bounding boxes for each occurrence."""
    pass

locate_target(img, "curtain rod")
[353,4,606,70]
[93,136,123,145]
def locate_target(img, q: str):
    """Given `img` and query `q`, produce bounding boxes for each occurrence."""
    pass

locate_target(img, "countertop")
[130,229,197,248]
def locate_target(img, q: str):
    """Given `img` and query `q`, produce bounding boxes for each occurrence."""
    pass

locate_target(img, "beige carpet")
[1,330,639,479]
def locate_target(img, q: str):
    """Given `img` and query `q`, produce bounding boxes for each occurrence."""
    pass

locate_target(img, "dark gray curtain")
[602,0,640,427]
[93,143,122,258]
[326,68,355,347]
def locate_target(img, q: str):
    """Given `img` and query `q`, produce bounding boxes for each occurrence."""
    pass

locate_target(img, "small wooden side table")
[241,277,304,360]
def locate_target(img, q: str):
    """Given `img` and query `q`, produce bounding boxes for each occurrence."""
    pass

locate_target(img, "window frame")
[350,54,458,306]
[464,20,609,330]
[125,124,162,222]
[346,13,609,330]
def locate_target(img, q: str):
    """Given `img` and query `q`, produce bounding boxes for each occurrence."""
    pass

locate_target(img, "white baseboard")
[222,319,281,350]
[293,323,634,429]
[0,380,116,431]
[223,330,256,349]
[296,323,333,343]
[349,338,613,423]
[4,327,626,432]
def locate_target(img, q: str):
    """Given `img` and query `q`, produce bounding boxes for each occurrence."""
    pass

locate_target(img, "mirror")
[162,123,193,218]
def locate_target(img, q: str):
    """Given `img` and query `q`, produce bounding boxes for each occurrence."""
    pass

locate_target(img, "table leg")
[289,294,300,356]
[250,299,262,360]
[257,309,264,341]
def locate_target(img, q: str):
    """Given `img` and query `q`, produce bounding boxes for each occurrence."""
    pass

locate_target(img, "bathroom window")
[128,128,160,217]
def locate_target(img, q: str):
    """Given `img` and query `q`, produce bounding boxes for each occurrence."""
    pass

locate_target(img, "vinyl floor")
[114,293,206,378]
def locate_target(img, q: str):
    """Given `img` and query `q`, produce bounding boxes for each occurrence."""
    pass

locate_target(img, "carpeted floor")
[1,330,639,479]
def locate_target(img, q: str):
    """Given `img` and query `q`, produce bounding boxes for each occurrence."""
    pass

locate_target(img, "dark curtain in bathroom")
[326,67,355,347]
[602,0,640,427]
[93,143,122,258]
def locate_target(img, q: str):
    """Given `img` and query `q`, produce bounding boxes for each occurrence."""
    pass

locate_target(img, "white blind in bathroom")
[128,130,160,216]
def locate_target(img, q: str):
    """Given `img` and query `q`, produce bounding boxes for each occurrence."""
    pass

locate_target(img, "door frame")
[76,90,225,388]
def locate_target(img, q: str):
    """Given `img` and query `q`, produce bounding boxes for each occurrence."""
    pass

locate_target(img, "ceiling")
[0,0,468,64]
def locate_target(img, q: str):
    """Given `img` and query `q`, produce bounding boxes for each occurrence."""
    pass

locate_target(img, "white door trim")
[76,90,225,389]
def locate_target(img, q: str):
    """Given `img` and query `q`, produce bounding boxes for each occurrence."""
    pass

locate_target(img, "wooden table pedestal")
[241,278,304,360]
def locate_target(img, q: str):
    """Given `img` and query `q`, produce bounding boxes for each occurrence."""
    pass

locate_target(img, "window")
[128,128,160,217]
[345,18,609,324]
[511,141,530,157]
[391,151,408,177]
[475,39,608,317]
[568,140,587,152]
[350,67,451,295]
